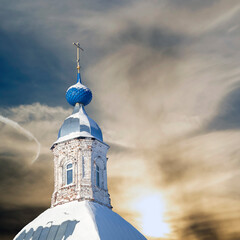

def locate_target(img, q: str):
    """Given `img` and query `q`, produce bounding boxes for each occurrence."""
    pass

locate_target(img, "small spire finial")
[73,42,84,73]
[66,43,92,106]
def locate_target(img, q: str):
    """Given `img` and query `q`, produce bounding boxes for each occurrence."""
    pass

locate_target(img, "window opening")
[66,163,73,185]
[96,165,100,187]
[82,156,85,178]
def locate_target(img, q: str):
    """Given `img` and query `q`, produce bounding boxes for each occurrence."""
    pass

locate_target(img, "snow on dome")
[56,103,103,144]
[66,80,92,106]
[14,201,147,240]
[65,72,92,106]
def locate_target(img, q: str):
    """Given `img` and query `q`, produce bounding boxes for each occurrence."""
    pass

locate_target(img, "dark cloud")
[175,210,240,240]
[116,25,184,53]
[0,0,187,109]
[0,27,71,107]
[0,155,52,239]
[108,142,134,154]
[157,153,192,186]
[77,0,132,11]
[0,0,135,108]
[0,205,47,239]
[206,85,240,131]
[181,213,219,240]
[0,155,52,206]
[169,0,218,10]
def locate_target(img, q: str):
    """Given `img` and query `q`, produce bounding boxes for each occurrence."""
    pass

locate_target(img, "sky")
[1,0,240,239]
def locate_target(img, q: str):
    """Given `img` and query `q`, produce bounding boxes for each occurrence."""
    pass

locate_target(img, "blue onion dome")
[66,73,92,106]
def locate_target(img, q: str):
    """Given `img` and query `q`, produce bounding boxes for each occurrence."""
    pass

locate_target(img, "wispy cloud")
[1,0,240,239]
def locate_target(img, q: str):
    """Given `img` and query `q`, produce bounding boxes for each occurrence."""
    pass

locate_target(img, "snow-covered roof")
[14,201,147,240]
[56,103,103,144]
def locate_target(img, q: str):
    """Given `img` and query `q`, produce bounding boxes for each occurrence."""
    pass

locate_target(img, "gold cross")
[73,42,84,72]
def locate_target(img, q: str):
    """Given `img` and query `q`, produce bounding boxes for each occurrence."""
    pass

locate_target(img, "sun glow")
[134,193,170,238]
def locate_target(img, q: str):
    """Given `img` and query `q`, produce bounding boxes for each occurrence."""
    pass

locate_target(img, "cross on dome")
[65,43,92,106]
[73,42,84,73]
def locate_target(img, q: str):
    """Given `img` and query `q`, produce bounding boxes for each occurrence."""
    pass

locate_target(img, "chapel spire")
[51,43,111,208]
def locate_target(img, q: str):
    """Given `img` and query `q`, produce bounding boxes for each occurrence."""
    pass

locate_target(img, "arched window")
[66,163,73,185]
[96,165,100,187]
[82,156,85,178]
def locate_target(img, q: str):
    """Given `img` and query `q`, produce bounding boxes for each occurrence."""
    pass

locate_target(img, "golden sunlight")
[134,193,170,238]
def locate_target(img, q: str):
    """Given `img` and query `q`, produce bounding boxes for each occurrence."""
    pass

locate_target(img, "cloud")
[0,104,71,208]
[1,0,240,239]
[169,0,218,10]
[206,84,240,131]
[0,205,46,238]
[0,116,41,162]
[181,213,220,240]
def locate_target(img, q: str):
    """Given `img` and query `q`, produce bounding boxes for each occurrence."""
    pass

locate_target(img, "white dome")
[14,201,147,240]
[56,103,103,145]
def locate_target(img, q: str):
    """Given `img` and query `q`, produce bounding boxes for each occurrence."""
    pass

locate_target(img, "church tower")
[14,44,147,240]
[51,42,111,208]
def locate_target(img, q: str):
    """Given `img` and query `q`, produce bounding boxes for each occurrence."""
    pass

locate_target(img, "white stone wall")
[51,138,112,209]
